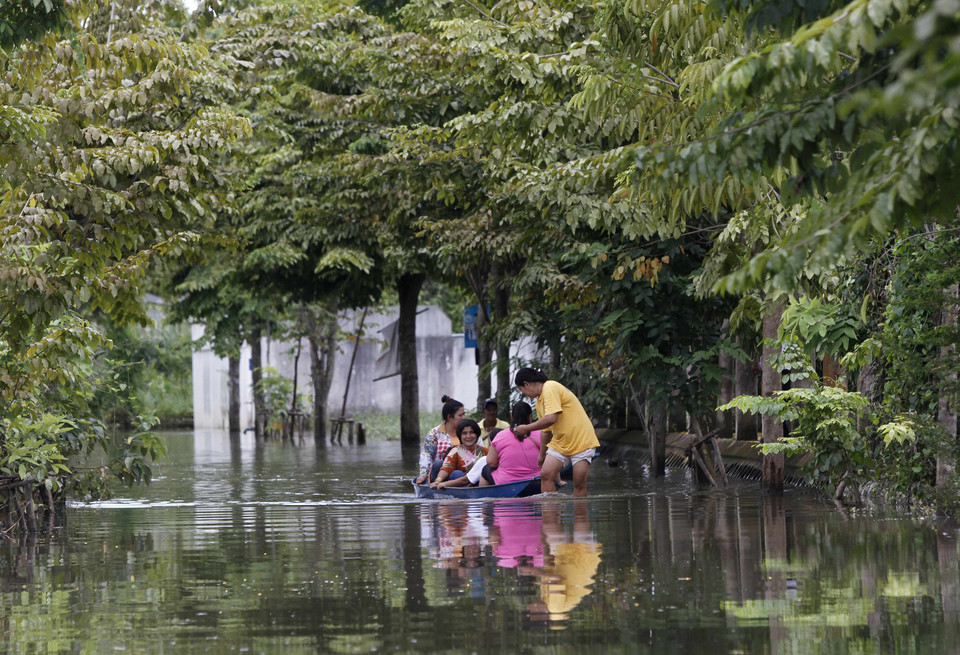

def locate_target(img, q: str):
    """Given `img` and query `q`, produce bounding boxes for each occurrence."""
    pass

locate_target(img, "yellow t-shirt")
[536,380,600,456]
[542,541,602,619]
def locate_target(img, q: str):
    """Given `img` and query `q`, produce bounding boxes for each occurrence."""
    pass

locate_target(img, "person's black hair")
[483,398,497,410]
[487,427,503,441]
[441,395,464,422]
[514,367,548,387]
[511,402,533,440]
[456,418,481,438]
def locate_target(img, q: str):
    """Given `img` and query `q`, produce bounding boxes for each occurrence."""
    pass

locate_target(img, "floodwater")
[2,431,960,654]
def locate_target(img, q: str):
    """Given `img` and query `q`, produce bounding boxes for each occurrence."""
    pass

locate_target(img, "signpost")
[463,304,479,348]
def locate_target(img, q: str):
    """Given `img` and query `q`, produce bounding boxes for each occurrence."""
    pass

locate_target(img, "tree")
[0,0,249,519]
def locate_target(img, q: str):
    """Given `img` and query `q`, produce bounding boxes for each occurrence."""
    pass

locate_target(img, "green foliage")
[0,0,64,47]
[255,367,298,416]
[0,414,71,490]
[0,0,248,515]
[722,384,872,491]
[114,415,167,486]
[871,415,960,505]
[780,297,861,359]
[631,0,960,297]
[876,231,960,416]
[253,366,310,436]
[94,312,194,427]
[878,419,915,447]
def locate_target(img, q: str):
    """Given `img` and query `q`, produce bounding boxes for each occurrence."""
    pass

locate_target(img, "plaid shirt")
[418,425,456,478]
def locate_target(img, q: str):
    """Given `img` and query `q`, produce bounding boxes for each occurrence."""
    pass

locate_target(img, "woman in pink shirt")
[478,402,543,485]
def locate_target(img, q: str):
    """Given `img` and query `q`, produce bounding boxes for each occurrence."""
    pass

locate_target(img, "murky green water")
[2,431,959,654]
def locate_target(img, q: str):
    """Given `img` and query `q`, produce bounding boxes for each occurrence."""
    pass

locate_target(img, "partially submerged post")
[689,418,728,487]
[761,298,785,490]
[332,308,367,445]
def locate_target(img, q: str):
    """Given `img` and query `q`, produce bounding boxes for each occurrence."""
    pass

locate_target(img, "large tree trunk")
[494,265,511,416]
[398,273,425,447]
[821,353,843,388]
[228,354,241,435]
[475,305,492,410]
[761,298,785,491]
[463,264,492,411]
[734,341,759,440]
[286,337,302,440]
[648,399,667,477]
[717,320,735,437]
[250,323,264,439]
[309,299,340,444]
[937,283,959,489]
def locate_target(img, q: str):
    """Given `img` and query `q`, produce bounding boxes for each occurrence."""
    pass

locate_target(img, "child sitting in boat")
[429,419,488,490]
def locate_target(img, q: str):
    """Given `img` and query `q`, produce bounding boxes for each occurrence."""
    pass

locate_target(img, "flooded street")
[2,431,959,654]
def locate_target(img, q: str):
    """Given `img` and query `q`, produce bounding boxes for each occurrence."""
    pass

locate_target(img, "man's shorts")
[545,447,596,469]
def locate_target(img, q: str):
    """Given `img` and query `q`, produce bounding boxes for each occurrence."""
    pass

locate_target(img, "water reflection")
[533,502,602,624]
[490,501,544,568]
[416,500,602,627]
[1,431,960,654]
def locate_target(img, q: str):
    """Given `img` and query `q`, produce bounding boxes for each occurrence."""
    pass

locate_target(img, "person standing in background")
[479,398,510,446]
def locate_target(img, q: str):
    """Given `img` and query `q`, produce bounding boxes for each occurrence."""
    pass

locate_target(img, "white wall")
[192,306,546,430]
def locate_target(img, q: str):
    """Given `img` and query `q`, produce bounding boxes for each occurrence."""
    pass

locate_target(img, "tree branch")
[461,0,509,27]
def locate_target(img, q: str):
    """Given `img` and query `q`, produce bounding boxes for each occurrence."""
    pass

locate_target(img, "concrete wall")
[192,305,546,431]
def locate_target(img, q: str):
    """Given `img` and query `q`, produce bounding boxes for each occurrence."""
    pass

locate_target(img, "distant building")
[191,305,544,430]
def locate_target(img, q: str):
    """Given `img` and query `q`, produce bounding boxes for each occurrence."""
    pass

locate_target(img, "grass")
[350,411,443,441]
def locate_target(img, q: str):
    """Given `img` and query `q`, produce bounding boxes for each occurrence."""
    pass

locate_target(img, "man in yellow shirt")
[479,398,510,446]
[512,368,599,497]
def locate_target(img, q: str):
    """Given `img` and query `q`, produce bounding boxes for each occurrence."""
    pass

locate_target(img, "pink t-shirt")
[493,505,544,568]
[491,429,542,484]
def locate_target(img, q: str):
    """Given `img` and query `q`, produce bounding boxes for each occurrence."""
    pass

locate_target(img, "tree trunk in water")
[937,283,959,489]
[494,267,511,416]
[250,324,264,439]
[309,299,339,444]
[228,354,241,435]
[286,337,302,440]
[310,336,327,444]
[717,320,734,437]
[761,298,785,491]
[402,504,428,611]
[856,360,882,433]
[398,273,425,447]
[648,400,667,477]
[734,341,759,440]
[338,309,367,423]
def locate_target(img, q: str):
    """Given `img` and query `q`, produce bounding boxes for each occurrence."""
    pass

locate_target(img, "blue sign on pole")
[463,304,479,348]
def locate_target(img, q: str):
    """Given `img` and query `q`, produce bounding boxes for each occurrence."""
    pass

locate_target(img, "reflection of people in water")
[418,503,488,572]
[418,502,488,597]
[528,501,602,623]
[489,502,544,569]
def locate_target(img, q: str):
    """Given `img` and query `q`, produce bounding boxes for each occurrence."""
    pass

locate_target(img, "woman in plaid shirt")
[415,396,465,484]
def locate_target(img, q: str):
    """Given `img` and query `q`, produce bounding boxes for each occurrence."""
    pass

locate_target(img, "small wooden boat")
[411,477,541,500]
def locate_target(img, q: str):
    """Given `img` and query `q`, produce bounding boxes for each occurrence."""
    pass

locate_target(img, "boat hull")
[412,477,541,500]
